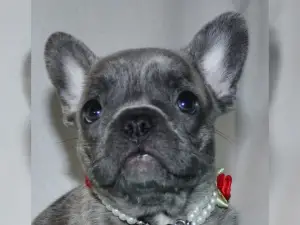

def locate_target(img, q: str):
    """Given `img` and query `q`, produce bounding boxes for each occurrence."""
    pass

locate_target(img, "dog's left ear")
[183,12,249,113]
[44,32,98,126]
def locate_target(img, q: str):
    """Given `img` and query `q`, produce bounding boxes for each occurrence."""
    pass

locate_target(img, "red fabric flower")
[217,173,232,201]
[85,176,92,188]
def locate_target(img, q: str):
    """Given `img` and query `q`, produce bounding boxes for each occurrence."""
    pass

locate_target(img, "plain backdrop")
[269,0,300,224]
[31,1,268,225]
[0,0,31,224]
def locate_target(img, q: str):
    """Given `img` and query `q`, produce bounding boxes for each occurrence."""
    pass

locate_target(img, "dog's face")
[45,12,248,210]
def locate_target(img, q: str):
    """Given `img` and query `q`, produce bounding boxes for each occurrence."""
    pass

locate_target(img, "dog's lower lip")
[126,153,155,164]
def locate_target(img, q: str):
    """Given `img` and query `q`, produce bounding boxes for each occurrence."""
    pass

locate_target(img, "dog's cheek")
[76,120,108,165]
[200,139,215,161]
[175,125,215,173]
[90,158,120,186]
[80,120,100,140]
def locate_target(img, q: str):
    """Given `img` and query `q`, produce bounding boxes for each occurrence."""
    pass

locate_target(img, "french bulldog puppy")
[33,12,248,225]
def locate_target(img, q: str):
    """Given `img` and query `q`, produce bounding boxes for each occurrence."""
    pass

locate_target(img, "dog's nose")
[122,115,153,140]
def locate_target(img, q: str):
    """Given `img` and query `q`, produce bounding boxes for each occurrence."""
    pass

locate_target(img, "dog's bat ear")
[44,32,97,126]
[183,12,249,113]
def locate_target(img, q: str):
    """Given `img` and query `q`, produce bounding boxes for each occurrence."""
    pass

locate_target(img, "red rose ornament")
[217,173,232,201]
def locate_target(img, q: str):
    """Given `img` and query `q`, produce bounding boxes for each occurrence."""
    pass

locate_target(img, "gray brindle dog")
[33,12,248,225]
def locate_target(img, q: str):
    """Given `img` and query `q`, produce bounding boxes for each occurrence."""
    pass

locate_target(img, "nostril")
[138,120,152,135]
[123,121,135,137]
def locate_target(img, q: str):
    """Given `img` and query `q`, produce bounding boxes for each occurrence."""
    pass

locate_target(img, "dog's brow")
[149,66,193,90]
[165,72,190,89]
[85,73,113,97]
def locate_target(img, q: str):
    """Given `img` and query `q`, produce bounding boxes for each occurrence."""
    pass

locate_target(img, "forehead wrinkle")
[140,55,173,79]
[139,54,209,107]
[111,99,168,121]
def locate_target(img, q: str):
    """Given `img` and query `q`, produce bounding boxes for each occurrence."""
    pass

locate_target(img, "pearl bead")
[127,217,137,224]
[105,204,112,211]
[210,198,216,204]
[193,207,200,214]
[118,213,126,221]
[196,216,205,224]
[206,204,213,212]
[112,209,120,216]
[202,209,208,217]
[187,212,196,221]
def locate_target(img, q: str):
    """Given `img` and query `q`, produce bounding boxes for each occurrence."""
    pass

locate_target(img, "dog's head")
[45,12,248,215]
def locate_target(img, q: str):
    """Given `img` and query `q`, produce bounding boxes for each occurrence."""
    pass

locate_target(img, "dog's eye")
[82,99,102,124]
[176,91,199,114]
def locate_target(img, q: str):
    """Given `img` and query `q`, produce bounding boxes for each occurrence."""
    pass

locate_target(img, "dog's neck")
[86,170,231,225]
[152,178,217,225]
[153,174,217,225]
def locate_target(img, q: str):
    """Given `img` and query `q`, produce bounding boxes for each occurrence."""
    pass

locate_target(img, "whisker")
[215,129,235,145]
[55,137,78,144]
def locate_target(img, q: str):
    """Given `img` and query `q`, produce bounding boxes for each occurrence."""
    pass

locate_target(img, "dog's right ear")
[182,12,248,114]
[44,32,97,126]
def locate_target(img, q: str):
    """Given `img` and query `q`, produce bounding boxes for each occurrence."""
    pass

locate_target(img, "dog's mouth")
[121,148,164,177]
[92,145,201,195]
[124,152,157,169]
[121,147,175,176]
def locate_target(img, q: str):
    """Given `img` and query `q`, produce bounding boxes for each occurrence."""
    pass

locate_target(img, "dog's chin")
[112,153,198,198]
[128,154,167,183]
[118,153,168,193]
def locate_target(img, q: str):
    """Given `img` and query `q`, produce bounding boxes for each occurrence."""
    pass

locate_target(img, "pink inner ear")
[201,42,232,98]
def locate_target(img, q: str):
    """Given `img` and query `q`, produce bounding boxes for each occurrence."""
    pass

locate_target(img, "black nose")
[122,115,153,140]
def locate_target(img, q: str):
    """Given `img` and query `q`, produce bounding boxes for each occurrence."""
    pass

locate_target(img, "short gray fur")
[33,12,248,225]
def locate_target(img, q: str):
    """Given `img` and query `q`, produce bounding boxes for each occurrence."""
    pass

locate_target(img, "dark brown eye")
[176,91,199,114]
[82,99,102,124]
